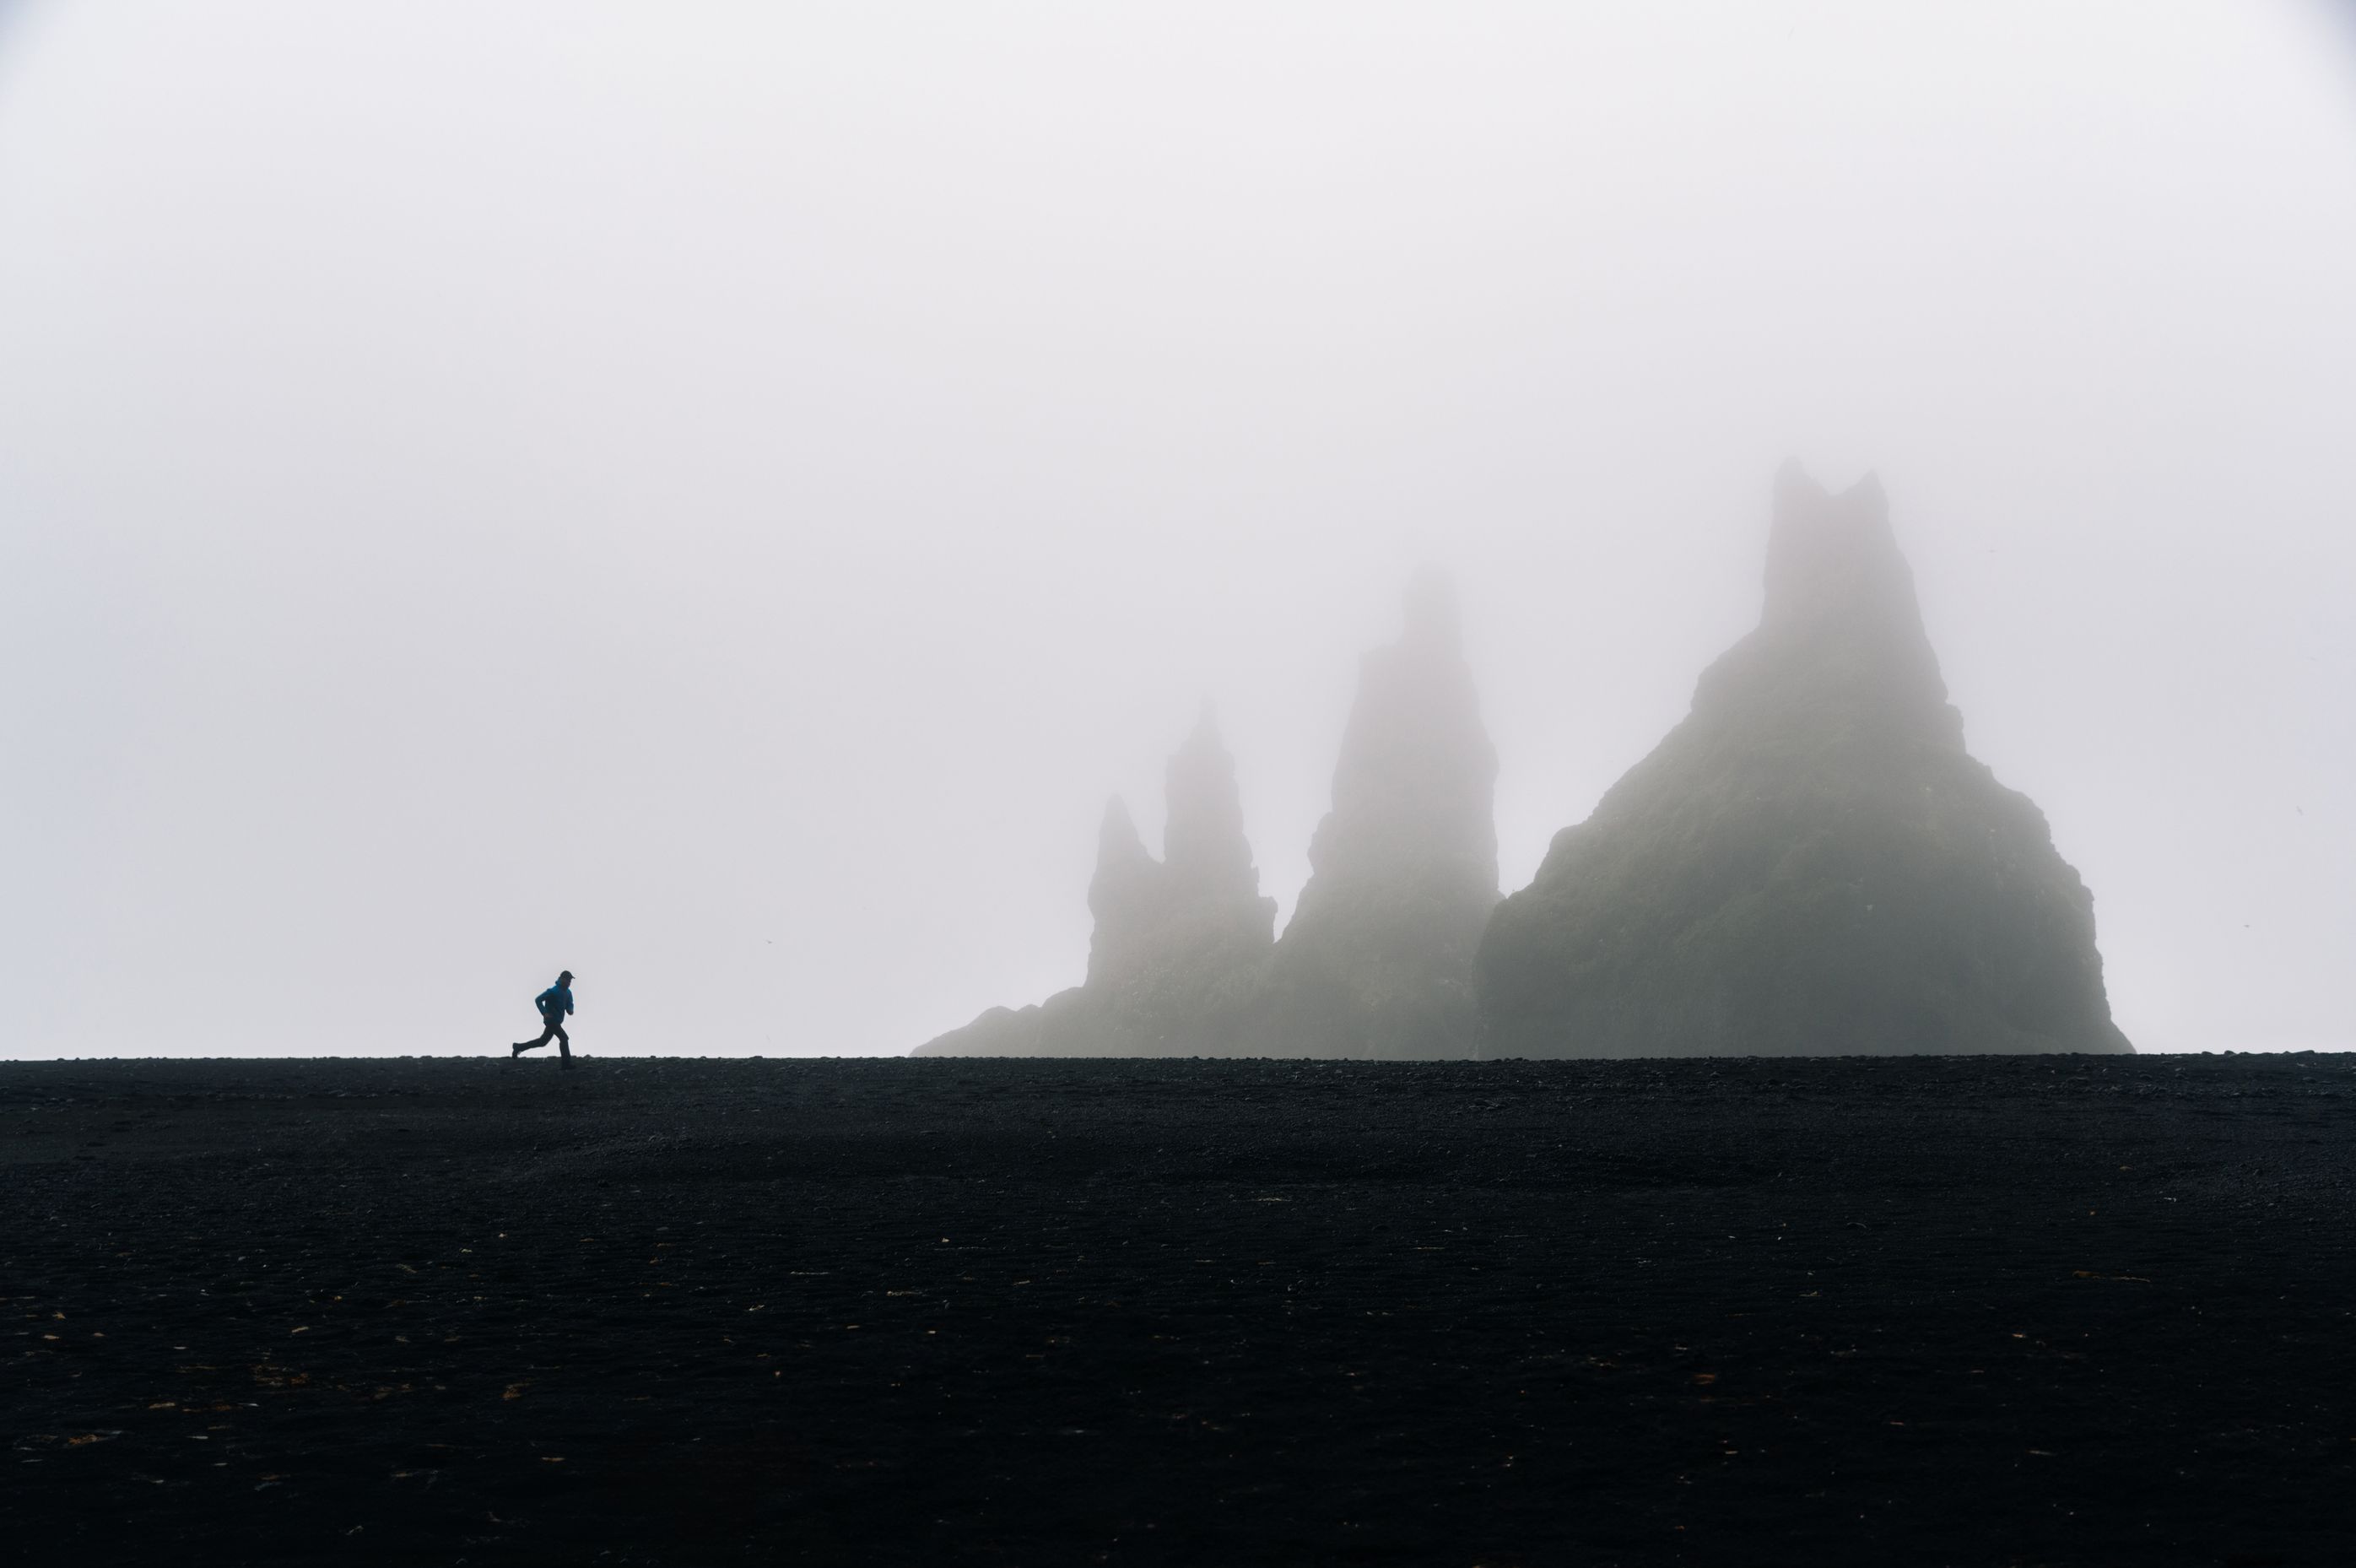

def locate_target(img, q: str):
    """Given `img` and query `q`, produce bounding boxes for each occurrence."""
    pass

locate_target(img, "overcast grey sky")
[2,3,2352,1058]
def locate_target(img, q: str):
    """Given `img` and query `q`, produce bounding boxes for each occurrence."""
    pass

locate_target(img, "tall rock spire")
[1085,796,1161,989]
[1249,568,1501,1057]
[1478,466,2131,1059]
[919,711,1275,1057]
[1160,704,1265,911]
[1296,567,1497,920]
[1696,460,1959,747]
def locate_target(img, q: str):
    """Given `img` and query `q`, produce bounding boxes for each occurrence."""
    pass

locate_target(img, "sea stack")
[1247,570,1501,1057]
[1478,464,2132,1058]
[919,707,1277,1056]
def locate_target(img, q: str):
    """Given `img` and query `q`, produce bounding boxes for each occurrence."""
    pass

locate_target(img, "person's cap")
[559,970,574,981]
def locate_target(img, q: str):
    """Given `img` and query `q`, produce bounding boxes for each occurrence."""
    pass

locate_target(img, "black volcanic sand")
[6,1057,2353,1566]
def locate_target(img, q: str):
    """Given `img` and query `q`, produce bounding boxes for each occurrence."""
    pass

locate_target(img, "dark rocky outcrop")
[1243,570,1500,1057]
[1478,464,2132,1058]
[919,708,1277,1057]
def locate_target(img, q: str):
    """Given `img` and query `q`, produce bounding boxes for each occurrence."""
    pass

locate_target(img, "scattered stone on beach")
[8,1055,2350,1564]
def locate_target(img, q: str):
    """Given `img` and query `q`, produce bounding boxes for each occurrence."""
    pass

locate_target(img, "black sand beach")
[6,1055,2353,1565]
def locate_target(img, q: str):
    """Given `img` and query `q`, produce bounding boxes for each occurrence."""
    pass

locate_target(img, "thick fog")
[2,3,2351,1058]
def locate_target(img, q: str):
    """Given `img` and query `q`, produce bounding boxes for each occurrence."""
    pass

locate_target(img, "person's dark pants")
[515,1019,571,1064]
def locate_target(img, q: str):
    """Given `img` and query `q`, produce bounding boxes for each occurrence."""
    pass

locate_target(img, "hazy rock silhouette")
[1478,464,2132,1058]
[919,578,1505,1059]
[919,708,1277,1057]
[1083,797,1164,989]
[1245,570,1500,1057]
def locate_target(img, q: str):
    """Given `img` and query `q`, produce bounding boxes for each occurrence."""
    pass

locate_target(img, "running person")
[511,970,576,1066]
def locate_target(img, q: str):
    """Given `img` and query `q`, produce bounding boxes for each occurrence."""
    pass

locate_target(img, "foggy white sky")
[3,3,2352,1058]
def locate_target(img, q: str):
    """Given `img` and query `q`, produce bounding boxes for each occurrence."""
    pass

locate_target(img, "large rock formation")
[919,707,1277,1057]
[918,576,1506,1059]
[1244,570,1501,1057]
[1478,464,2132,1058]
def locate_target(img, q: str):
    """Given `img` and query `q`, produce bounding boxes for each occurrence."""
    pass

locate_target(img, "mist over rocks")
[919,579,1502,1059]
[1478,463,2132,1059]
[923,476,2130,1062]
[1082,798,1164,990]
[919,708,1278,1057]
[1242,570,1501,1058]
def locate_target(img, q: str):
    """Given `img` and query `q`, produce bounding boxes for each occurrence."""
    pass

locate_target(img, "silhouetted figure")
[511,970,576,1067]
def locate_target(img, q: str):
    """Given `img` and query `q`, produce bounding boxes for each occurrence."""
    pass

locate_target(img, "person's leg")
[554,1022,571,1066]
[513,1021,558,1055]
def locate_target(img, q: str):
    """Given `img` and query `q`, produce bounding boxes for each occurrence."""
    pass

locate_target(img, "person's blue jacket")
[537,982,574,1020]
